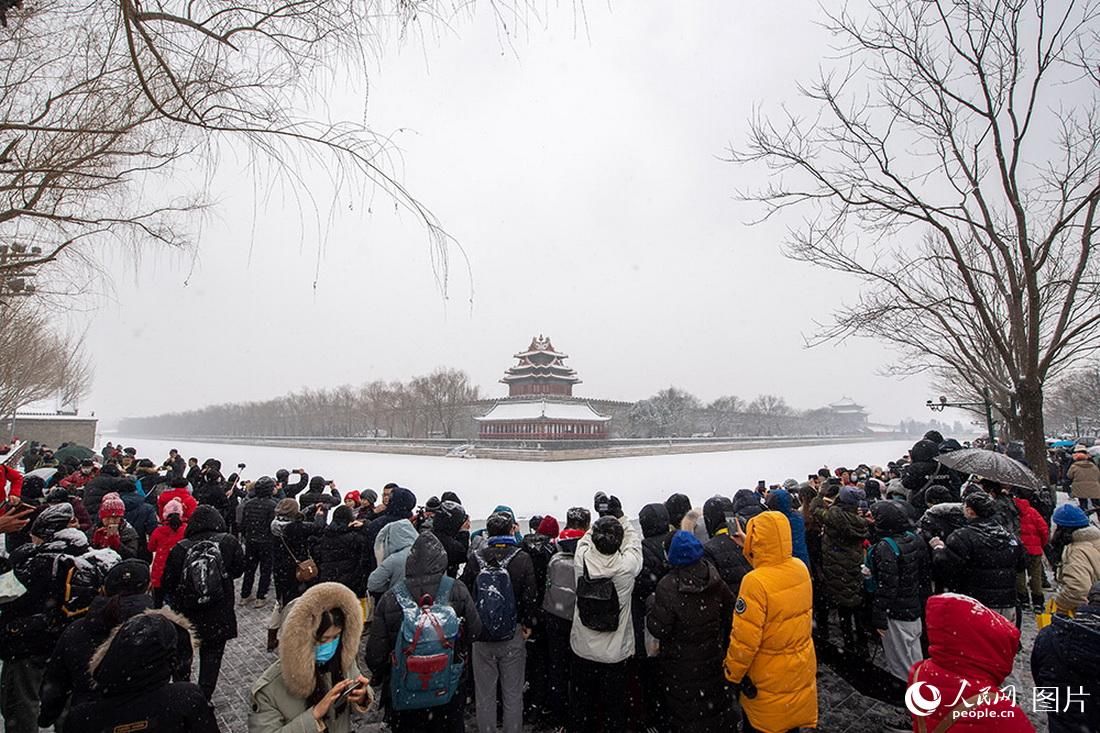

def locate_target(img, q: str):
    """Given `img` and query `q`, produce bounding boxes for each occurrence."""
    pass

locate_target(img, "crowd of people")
[0,432,1097,733]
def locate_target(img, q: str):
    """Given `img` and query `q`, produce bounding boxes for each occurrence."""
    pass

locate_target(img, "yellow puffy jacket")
[723,511,817,733]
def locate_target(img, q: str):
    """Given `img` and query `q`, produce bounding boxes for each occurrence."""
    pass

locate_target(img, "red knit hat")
[99,492,126,520]
[345,490,361,504]
[537,515,560,538]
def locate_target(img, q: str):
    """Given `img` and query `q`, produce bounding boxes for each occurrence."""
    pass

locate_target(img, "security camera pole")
[926,389,997,447]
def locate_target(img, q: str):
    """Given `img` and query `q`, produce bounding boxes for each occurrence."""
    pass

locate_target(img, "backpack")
[176,539,226,608]
[575,557,620,632]
[390,576,464,711]
[864,534,905,594]
[474,548,519,641]
[543,550,577,620]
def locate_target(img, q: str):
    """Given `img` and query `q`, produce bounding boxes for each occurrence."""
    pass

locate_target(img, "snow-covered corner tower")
[477,335,610,441]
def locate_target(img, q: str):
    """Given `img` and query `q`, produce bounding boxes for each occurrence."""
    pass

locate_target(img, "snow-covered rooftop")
[476,399,610,422]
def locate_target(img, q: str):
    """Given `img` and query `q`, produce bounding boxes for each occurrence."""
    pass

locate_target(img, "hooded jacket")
[367,519,419,597]
[297,476,342,513]
[70,609,214,733]
[156,487,198,522]
[430,500,470,578]
[1014,497,1049,556]
[162,506,245,645]
[821,504,870,609]
[702,496,754,598]
[311,513,369,597]
[910,594,1034,733]
[569,515,643,664]
[116,481,158,552]
[37,593,156,727]
[240,481,278,545]
[1054,525,1100,613]
[633,503,673,654]
[766,488,810,567]
[647,557,736,732]
[363,532,482,682]
[249,582,364,733]
[362,487,417,573]
[933,517,1026,610]
[867,501,930,629]
[83,467,134,519]
[1068,458,1100,499]
[1031,602,1100,733]
[723,511,817,733]
[148,520,187,588]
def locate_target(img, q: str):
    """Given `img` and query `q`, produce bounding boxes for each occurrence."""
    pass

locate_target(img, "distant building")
[477,336,611,440]
[826,397,869,433]
[4,410,98,448]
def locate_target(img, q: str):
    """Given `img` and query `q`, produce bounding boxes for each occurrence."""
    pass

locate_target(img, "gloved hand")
[594,492,610,517]
[606,495,623,519]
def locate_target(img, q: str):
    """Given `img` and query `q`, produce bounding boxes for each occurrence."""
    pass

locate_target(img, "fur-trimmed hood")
[89,608,193,696]
[278,582,363,698]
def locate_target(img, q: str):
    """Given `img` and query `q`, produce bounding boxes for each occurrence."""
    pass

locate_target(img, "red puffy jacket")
[156,488,198,522]
[0,465,23,507]
[147,522,187,587]
[908,594,1034,733]
[1013,498,1048,556]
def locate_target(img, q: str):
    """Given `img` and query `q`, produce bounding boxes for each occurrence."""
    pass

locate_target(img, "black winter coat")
[868,503,931,629]
[83,472,135,518]
[192,478,230,519]
[918,503,967,542]
[461,540,540,632]
[933,517,1026,609]
[68,683,217,733]
[312,522,369,597]
[430,506,470,579]
[239,493,277,545]
[364,532,482,684]
[520,533,557,607]
[162,507,245,645]
[1030,604,1100,733]
[38,594,154,727]
[822,505,870,609]
[646,560,736,732]
[704,533,752,597]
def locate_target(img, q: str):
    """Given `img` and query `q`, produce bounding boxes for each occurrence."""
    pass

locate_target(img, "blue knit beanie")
[1053,503,1090,529]
[667,530,705,567]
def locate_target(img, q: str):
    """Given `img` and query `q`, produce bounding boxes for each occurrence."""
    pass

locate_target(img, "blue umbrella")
[1048,439,1075,449]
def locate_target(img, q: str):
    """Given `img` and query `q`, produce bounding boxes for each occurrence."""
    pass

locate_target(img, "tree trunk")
[1016,379,1048,485]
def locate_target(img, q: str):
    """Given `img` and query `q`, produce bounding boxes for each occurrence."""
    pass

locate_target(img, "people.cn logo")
[905,681,942,717]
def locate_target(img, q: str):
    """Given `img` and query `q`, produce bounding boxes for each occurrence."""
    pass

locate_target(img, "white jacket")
[569,516,643,664]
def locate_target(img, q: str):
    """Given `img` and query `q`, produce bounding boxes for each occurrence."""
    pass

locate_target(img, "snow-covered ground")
[111,436,918,520]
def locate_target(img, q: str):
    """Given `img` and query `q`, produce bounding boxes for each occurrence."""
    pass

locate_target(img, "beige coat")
[248,582,364,733]
[1055,525,1100,613]
[1068,459,1100,499]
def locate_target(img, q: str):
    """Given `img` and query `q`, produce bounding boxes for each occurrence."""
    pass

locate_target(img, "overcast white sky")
[82,1,935,427]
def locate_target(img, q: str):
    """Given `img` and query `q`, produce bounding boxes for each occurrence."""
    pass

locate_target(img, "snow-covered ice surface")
[111,436,916,519]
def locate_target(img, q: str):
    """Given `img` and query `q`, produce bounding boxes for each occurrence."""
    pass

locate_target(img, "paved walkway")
[212,580,1049,732]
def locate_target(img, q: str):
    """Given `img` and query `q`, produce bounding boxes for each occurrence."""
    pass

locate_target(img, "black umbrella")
[935,448,1042,490]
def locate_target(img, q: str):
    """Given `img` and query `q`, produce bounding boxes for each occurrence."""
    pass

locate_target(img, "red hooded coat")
[908,594,1034,732]
[1012,498,1048,556]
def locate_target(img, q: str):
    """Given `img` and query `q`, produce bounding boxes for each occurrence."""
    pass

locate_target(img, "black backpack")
[175,538,226,608]
[575,557,620,632]
[474,548,519,641]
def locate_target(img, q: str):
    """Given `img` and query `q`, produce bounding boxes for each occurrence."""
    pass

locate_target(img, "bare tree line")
[119,367,480,439]
[122,379,957,441]
[0,301,92,425]
[734,0,1100,473]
